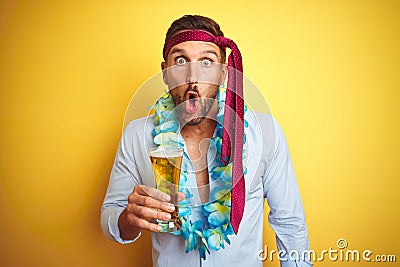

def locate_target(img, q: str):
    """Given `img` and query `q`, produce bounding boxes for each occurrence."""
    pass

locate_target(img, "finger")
[135,185,171,202]
[128,214,162,232]
[132,205,172,222]
[177,192,185,202]
[169,191,186,205]
[134,194,175,213]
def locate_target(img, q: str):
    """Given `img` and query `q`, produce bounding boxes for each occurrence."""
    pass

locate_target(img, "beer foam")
[149,149,183,158]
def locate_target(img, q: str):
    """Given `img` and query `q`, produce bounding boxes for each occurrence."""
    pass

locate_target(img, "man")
[101,15,312,267]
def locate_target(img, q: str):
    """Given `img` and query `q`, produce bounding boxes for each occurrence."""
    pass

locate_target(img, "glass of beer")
[149,146,184,232]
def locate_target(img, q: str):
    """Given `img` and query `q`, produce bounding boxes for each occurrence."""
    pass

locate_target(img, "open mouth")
[185,90,199,114]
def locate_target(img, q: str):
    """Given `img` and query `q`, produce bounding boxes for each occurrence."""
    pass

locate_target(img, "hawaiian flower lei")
[151,86,248,260]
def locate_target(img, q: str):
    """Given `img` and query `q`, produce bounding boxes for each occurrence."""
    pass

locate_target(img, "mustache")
[184,84,200,97]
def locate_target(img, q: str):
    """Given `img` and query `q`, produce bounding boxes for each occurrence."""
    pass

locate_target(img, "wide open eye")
[176,57,187,65]
[201,59,212,67]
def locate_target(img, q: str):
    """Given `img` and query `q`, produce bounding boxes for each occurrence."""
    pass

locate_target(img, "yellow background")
[1,1,399,266]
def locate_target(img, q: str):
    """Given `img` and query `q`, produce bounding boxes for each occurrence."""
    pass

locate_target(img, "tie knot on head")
[213,36,231,49]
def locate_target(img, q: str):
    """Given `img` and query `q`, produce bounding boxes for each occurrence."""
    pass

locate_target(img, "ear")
[219,63,228,85]
[161,62,168,85]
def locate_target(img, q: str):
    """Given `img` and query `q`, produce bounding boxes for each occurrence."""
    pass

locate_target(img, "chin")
[186,117,205,126]
[179,112,205,126]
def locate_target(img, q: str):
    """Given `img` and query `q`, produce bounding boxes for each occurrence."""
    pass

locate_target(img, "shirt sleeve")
[100,122,143,244]
[263,118,312,267]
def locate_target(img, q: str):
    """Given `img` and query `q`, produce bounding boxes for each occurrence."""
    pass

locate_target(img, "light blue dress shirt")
[101,110,312,267]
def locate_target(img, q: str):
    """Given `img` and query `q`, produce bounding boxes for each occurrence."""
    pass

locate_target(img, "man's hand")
[127,185,177,232]
[118,185,185,239]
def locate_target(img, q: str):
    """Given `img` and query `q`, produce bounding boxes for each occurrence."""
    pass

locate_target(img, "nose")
[185,62,200,84]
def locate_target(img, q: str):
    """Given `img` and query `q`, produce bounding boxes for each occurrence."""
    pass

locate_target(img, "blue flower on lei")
[205,223,234,250]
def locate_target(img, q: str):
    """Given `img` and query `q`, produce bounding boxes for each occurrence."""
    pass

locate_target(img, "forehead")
[167,41,221,59]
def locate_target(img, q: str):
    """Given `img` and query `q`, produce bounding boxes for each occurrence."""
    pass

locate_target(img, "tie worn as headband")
[163,30,245,234]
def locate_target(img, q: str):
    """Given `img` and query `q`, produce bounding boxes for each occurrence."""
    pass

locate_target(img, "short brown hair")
[164,15,226,63]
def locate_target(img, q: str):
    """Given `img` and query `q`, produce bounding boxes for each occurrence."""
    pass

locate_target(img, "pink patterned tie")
[163,30,245,234]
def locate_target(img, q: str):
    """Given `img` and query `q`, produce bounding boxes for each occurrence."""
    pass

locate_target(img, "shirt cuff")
[108,207,141,244]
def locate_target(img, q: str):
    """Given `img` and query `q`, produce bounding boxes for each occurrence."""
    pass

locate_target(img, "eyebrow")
[202,50,219,58]
[170,48,185,55]
[170,48,219,59]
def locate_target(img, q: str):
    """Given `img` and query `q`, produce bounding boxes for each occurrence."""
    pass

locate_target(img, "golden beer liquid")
[150,151,183,231]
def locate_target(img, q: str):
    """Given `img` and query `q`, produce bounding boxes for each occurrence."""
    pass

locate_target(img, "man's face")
[162,41,226,126]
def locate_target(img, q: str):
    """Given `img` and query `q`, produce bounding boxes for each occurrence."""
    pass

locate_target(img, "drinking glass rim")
[148,146,184,157]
